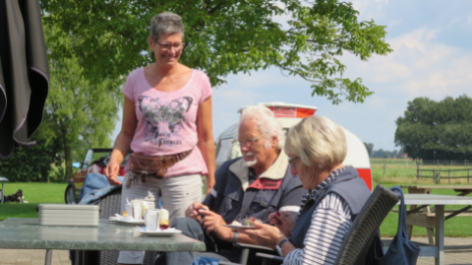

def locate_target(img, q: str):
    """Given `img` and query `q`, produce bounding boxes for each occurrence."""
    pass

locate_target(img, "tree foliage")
[363,142,373,157]
[371,149,403,159]
[23,25,120,182]
[40,0,392,104]
[395,95,472,160]
[0,26,120,182]
[0,135,62,182]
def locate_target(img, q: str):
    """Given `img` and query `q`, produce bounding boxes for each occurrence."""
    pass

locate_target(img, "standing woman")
[104,12,215,265]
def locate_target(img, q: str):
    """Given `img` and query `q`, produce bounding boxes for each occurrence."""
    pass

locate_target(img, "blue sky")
[113,0,472,151]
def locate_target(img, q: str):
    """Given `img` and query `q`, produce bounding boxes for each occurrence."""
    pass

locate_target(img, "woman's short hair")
[239,105,285,150]
[150,12,185,41]
[285,116,347,168]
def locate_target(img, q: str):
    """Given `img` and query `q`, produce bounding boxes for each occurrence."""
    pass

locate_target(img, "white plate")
[133,227,182,236]
[109,216,145,224]
[223,224,256,229]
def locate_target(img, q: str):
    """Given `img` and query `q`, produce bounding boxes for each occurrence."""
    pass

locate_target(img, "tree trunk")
[64,145,73,182]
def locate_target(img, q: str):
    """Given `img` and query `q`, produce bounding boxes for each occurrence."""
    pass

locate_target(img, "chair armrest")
[256,253,285,262]
[234,243,275,252]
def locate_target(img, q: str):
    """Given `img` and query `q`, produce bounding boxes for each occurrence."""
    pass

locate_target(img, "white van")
[215,102,373,190]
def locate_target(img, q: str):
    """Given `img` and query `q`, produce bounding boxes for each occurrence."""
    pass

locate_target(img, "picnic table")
[399,193,472,265]
[0,218,205,265]
[0,177,7,203]
[400,185,472,196]
[400,185,472,244]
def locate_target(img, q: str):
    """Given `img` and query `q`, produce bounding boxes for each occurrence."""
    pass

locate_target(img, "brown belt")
[127,150,192,188]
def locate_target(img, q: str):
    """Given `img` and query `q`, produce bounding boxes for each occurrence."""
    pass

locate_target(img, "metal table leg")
[1,181,4,204]
[435,205,444,265]
[45,249,52,265]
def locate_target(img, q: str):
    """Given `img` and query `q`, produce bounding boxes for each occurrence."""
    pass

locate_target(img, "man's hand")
[198,209,232,241]
[269,211,295,237]
[185,202,209,221]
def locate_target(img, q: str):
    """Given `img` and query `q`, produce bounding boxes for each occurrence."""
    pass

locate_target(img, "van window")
[216,138,233,167]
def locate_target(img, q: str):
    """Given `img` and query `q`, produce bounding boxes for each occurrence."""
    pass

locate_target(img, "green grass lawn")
[0,183,67,221]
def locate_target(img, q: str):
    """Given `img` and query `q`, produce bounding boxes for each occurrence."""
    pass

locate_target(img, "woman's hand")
[104,160,122,185]
[197,97,216,198]
[205,178,215,196]
[104,96,137,186]
[239,219,286,249]
[269,211,295,237]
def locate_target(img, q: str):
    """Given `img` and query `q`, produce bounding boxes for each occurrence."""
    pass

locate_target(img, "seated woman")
[240,116,372,265]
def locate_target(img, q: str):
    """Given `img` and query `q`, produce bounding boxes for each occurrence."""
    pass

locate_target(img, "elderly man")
[155,105,305,265]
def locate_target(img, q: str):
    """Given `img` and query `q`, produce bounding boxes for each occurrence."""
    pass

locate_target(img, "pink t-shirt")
[122,67,213,177]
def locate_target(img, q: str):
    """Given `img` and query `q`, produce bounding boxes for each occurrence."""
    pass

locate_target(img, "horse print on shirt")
[138,95,193,147]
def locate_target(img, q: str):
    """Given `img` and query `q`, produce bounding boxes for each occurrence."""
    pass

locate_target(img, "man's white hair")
[239,105,285,150]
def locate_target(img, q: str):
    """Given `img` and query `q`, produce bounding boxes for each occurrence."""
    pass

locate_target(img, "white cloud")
[342,27,472,100]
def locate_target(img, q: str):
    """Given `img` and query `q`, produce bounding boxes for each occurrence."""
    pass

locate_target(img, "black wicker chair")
[73,186,122,265]
[220,184,400,265]
[334,184,400,264]
[97,186,123,265]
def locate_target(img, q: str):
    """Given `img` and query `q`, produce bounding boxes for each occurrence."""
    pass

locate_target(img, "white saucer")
[223,224,256,229]
[133,227,182,236]
[109,216,145,224]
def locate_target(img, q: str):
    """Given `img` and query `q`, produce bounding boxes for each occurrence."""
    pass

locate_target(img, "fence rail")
[417,167,472,183]
[371,159,472,167]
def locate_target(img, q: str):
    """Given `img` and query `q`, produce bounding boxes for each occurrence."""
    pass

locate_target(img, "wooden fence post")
[433,169,435,183]
[468,169,470,184]
[448,169,451,184]
[383,162,386,178]
[417,163,421,179]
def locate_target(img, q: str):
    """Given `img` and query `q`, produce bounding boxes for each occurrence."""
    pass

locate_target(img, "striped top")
[283,168,352,265]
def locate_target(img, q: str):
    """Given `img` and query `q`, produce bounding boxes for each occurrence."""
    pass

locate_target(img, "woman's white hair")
[285,116,347,167]
[239,105,285,150]
[150,12,185,41]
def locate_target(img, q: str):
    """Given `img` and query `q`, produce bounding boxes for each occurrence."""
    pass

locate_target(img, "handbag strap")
[390,186,408,249]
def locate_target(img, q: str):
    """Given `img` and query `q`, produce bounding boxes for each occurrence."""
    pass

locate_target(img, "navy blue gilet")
[290,166,371,248]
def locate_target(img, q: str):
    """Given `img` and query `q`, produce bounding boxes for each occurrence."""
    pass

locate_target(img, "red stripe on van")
[356,168,372,191]
[267,107,316,118]
[296,108,316,118]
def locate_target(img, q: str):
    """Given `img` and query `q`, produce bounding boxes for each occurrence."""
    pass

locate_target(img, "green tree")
[41,0,392,104]
[28,25,120,182]
[0,135,62,182]
[395,95,472,160]
[41,55,119,181]
[0,51,119,183]
[363,142,373,157]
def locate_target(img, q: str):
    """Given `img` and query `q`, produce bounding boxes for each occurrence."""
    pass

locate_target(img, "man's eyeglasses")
[156,42,185,51]
[232,134,266,146]
[288,156,300,168]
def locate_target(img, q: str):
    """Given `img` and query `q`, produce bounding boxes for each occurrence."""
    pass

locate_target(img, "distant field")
[371,158,472,184]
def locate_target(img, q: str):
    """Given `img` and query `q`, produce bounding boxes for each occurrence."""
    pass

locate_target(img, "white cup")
[145,210,159,231]
[125,204,132,218]
[132,202,142,220]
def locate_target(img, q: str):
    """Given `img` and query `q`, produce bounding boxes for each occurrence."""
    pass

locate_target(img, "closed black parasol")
[0,0,49,159]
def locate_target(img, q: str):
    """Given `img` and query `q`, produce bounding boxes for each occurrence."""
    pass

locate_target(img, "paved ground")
[0,237,472,264]
[413,237,472,265]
